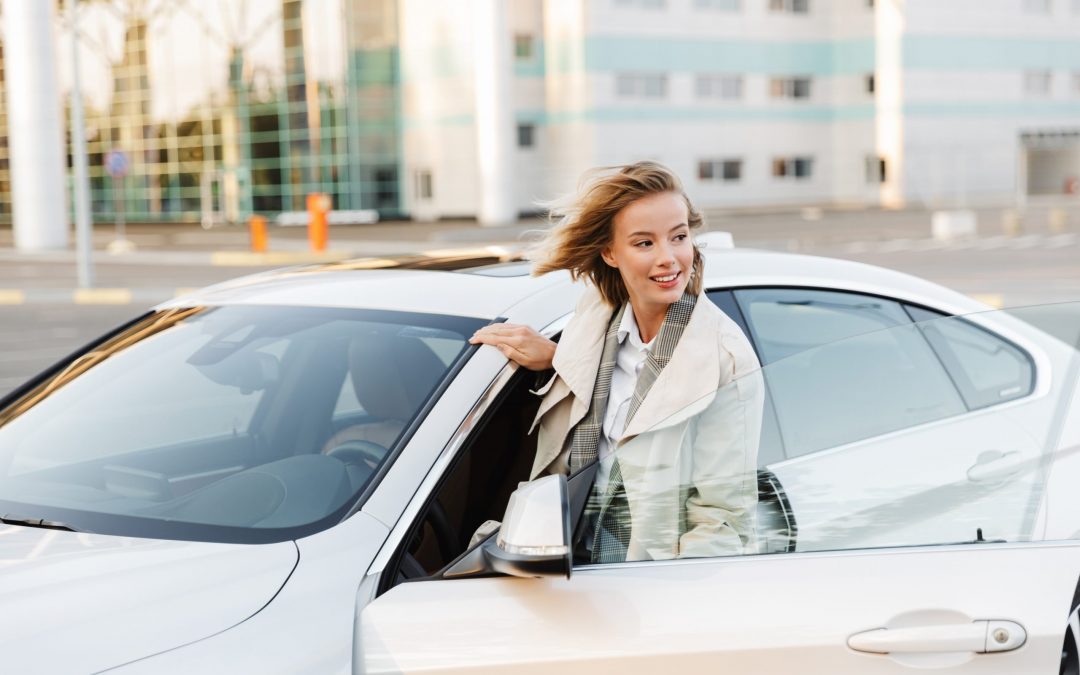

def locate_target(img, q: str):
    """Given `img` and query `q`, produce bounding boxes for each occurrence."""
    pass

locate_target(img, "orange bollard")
[307,193,330,252]
[249,215,268,253]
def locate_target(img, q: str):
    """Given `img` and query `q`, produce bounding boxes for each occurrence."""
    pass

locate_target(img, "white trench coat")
[529,286,764,561]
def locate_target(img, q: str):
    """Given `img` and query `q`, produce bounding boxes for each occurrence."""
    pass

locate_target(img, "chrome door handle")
[848,620,1026,654]
[966,450,1026,483]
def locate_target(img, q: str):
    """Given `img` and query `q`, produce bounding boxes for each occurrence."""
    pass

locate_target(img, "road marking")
[72,288,133,305]
[969,294,1004,309]
[0,289,26,305]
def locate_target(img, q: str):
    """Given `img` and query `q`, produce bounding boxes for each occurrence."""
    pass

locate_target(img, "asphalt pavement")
[2,202,1079,396]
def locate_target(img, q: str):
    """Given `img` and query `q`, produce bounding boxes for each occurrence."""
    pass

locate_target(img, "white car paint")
[357,543,1080,673]
[3,248,1078,673]
[0,525,296,674]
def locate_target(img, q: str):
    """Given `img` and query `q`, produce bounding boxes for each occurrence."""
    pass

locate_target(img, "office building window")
[616,73,668,99]
[695,0,740,9]
[517,123,536,148]
[415,170,433,200]
[772,156,814,180]
[514,34,535,60]
[1023,0,1051,12]
[695,74,743,99]
[865,155,887,183]
[699,159,743,182]
[770,77,812,99]
[1024,70,1052,96]
[865,73,875,94]
[1072,72,1080,94]
[769,0,809,13]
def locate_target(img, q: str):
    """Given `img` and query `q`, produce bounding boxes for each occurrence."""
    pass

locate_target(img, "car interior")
[384,357,797,589]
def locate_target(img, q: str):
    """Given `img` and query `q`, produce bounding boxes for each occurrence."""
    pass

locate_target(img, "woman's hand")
[469,323,556,371]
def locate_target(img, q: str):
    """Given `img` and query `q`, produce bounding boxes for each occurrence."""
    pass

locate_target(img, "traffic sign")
[104,149,129,178]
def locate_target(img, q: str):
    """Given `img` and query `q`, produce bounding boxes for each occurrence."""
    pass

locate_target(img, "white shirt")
[595,303,653,494]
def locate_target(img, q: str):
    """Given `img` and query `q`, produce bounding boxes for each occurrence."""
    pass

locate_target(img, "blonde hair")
[532,161,704,307]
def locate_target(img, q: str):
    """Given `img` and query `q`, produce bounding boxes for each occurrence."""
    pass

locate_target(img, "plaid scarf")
[566,291,698,562]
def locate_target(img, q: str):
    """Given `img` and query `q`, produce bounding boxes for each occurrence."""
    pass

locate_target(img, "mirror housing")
[443,474,571,580]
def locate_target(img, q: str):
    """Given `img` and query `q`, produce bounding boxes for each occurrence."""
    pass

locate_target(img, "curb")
[0,287,195,306]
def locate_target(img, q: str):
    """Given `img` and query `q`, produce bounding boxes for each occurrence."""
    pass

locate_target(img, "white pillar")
[472,0,515,226]
[2,0,68,251]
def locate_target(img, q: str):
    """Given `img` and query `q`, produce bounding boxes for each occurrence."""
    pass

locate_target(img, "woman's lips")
[651,270,681,289]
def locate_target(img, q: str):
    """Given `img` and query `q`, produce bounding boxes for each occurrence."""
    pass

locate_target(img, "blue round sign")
[104,149,129,178]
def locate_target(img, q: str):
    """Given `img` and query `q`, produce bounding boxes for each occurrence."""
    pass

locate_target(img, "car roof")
[157,247,989,319]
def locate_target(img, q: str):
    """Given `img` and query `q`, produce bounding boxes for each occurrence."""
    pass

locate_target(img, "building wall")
[900,0,1080,206]
[6,0,1078,225]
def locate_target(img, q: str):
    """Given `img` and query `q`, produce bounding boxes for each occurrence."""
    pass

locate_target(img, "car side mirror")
[443,474,571,580]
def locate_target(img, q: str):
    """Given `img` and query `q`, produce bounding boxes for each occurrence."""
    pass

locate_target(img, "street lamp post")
[68,0,95,287]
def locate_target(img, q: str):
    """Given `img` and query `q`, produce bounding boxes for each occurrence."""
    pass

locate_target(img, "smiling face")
[601,191,694,328]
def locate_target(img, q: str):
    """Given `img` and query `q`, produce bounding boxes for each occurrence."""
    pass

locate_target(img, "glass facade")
[0,0,403,225]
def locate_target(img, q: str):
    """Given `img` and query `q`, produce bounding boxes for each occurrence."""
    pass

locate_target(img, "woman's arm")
[469,323,556,371]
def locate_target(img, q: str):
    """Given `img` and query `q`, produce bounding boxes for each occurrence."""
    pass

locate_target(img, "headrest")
[348,330,446,421]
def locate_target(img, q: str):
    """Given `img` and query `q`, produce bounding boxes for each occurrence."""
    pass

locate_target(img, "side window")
[734,288,913,364]
[907,305,1035,409]
[734,288,965,456]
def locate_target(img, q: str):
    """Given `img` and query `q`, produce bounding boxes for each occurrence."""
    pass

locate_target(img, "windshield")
[0,305,484,544]
[586,301,1080,562]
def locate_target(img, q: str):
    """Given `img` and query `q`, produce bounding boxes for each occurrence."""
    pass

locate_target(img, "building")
[1,0,1079,230]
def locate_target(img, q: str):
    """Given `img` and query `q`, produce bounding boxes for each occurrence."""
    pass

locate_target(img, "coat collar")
[551,286,613,405]
[552,286,723,440]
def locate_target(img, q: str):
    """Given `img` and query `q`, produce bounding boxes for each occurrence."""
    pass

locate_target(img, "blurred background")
[1,0,1080,392]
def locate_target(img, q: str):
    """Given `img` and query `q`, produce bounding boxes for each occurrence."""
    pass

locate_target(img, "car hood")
[0,524,298,674]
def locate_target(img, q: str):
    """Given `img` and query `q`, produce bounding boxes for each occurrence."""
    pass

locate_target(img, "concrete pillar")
[874,0,905,209]
[472,0,515,226]
[2,0,68,251]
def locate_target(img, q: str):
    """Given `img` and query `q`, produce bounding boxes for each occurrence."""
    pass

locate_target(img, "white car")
[0,245,1078,674]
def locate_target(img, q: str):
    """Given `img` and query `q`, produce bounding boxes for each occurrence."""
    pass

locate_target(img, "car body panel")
[357,543,1080,673]
[108,512,389,675]
[156,268,572,319]
[0,525,297,674]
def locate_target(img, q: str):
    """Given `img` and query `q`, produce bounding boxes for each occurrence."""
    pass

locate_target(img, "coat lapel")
[551,287,612,406]
[620,297,721,440]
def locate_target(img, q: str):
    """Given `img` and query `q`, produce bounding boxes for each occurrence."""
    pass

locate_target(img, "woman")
[470,161,762,563]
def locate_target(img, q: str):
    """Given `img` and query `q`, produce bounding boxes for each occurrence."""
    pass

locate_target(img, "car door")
[355,312,1080,673]
[358,545,1080,673]
[724,288,1048,550]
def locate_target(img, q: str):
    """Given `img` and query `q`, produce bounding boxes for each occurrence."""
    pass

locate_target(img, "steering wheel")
[325,440,460,578]
[323,439,388,467]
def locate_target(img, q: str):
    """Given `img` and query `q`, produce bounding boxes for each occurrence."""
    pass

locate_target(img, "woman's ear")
[600,246,617,268]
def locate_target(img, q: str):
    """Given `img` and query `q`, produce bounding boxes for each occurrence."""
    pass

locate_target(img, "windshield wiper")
[0,514,79,532]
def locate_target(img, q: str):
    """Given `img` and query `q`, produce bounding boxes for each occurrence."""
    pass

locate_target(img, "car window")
[334,373,366,417]
[907,305,1035,410]
[0,305,484,544]
[577,304,1078,565]
[734,288,964,456]
[734,288,913,364]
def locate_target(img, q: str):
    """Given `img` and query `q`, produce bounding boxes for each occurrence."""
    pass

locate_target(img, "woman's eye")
[673,233,688,242]
[634,240,652,248]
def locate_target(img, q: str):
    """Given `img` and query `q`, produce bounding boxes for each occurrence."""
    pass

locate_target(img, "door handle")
[848,620,1026,654]
[966,450,1026,483]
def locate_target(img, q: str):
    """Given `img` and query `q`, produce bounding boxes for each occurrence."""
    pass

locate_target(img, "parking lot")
[2,202,1079,397]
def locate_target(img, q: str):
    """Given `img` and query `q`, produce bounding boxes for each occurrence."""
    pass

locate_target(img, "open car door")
[356,303,1080,674]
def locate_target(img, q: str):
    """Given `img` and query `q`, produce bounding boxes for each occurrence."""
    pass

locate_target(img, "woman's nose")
[655,242,676,265]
